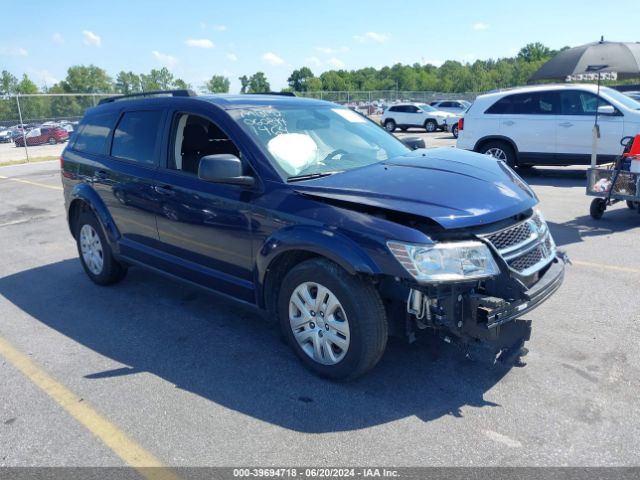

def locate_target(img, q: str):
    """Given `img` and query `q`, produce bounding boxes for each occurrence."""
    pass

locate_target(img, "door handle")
[503,120,515,126]
[154,185,176,196]
[559,122,573,128]
[93,170,108,181]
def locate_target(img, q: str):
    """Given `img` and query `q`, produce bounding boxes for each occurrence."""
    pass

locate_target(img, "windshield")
[418,104,438,112]
[230,105,410,180]
[601,86,640,110]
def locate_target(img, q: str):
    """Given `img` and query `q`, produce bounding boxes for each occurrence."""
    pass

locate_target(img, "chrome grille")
[480,211,556,276]
[486,222,533,250]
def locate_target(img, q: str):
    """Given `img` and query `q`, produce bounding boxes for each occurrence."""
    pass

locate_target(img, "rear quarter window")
[72,111,119,155]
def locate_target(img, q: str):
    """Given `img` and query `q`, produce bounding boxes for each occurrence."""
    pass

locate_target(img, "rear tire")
[48,137,57,145]
[75,211,128,285]
[384,119,396,132]
[451,123,459,138]
[590,198,606,220]
[481,141,517,168]
[278,258,388,380]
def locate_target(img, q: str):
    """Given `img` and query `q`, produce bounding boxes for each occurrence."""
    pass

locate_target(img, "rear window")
[486,92,559,115]
[111,110,164,165]
[73,112,118,155]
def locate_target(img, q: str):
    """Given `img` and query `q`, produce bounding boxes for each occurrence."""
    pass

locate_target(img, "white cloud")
[213,24,227,31]
[226,53,238,62]
[82,30,101,47]
[315,46,349,54]
[262,52,285,66]
[185,38,215,48]
[472,22,489,30]
[0,46,28,56]
[354,32,390,43]
[52,33,64,44]
[152,50,178,68]
[305,56,323,67]
[327,57,345,68]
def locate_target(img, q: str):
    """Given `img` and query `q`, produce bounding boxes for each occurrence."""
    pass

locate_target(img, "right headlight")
[387,240,500,283]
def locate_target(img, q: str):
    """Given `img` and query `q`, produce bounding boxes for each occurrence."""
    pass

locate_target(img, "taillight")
[458,117,464,130]
[59,155,64,170]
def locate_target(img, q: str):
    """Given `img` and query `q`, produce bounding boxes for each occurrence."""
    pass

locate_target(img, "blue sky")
[1,0,638,93]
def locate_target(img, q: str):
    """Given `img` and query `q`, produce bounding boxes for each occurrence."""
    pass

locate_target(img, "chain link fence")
[0,93,113,164]
[0,91,478,164]
[298,90,479,105]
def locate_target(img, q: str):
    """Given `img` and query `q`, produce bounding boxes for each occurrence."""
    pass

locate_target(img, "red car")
[14,126,69,147]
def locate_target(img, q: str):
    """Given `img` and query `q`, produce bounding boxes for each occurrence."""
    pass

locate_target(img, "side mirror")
[597,105,615,116]
[415,109,423,113]
[198,154,255,187]
[401,136,426,150]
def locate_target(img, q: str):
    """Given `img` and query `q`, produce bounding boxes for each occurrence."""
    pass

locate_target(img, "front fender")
[69,183,120,247]
[255,225,384,307]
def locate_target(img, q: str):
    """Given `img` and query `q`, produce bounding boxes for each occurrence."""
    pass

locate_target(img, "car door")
[403,105,422,127]
[557,89,624,163]
[154,108,255,302]
[492,91,558,162]
[77,109,165,255]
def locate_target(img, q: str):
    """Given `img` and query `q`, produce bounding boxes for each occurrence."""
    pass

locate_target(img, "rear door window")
[486,92,559,115]
[111,110,164,165]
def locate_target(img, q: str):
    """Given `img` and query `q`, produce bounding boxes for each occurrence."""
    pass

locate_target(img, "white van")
[456,84,640,167]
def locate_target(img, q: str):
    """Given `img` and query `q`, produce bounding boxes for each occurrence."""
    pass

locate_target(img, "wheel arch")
[473,135,520,157]
[255,226,382,313]
[67,183,120,249]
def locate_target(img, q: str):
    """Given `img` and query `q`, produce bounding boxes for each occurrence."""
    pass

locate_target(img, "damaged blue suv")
[61,90,565,379]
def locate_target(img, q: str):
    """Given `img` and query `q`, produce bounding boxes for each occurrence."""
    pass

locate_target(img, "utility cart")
[587,136,640,219]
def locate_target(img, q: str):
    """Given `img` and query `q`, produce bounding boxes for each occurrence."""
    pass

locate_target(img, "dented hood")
[293,148,538,229]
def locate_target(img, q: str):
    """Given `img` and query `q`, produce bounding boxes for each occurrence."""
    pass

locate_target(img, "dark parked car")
[61,90,566,379]
[15,126,69,146]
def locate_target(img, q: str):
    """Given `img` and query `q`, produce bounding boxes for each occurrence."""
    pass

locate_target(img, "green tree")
[141,67,174,91]
[247,72,270,93]
[61,65,113,93]
[115,71,142,94]
[172,78,191,90]
[517,42,552,63]
[204,75,230,93]
[238,75,249,94]
[287,67,316,92]
[1,71,19,94]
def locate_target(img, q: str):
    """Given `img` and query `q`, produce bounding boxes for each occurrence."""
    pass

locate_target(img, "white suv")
[382,103,457,133]
[456,84,640,167]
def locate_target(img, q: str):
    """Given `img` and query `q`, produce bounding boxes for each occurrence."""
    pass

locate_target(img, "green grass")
[0,156,59,167]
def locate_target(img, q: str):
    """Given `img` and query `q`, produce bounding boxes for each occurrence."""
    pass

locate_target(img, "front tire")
[384,119,396,132]
[424,119,437,133]
[48,137,57,145]
[75,211,127,285]
[481,141,517,168]
[278,258,388,380]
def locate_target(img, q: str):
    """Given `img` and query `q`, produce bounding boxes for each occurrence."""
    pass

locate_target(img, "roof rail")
[245,91,296,97]
[98,89,197,105]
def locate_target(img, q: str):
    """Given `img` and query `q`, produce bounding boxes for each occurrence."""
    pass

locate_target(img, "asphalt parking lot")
[0,142,639,469]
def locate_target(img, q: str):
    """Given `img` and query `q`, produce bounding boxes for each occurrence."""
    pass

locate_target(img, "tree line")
[0,42,614,123]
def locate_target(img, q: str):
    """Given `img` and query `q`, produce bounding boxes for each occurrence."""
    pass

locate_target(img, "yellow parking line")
[0,174,62,191]
[0,336,180,480]
[573,260,640,274]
